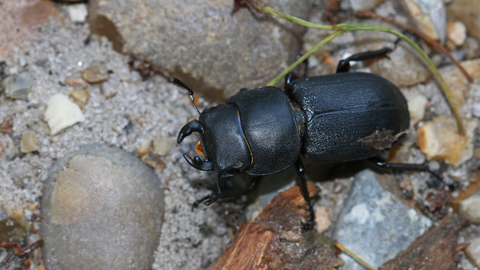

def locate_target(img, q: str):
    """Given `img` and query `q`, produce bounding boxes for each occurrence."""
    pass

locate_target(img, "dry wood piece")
[379,215,468,270]
[207,183,342,270]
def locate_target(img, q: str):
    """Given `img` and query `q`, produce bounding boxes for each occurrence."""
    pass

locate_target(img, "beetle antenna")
[171,77,201,115]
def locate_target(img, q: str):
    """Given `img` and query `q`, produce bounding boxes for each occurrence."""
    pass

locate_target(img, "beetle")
[173,47,445,228]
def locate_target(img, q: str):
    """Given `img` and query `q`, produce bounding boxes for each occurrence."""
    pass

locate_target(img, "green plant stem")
[259,5,465,134]
[266,30,344,86]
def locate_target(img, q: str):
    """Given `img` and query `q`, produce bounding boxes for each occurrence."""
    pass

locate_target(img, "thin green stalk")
[266,30,344,86]
[258,5,465,134]
[262,6,334,30]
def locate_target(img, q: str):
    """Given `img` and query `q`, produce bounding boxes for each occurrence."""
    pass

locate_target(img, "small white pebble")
[45,94,85,135]
[67,4,88,23]
[447,20,467,46]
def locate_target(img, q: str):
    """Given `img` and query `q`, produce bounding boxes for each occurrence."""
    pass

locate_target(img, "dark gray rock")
[88,0,311,102]
[41,144,165,270]
[333,170,432,270]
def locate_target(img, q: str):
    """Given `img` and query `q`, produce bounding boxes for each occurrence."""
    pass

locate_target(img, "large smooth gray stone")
[41,144,165,270]
[333,170,432,270]
[88,0,311,102]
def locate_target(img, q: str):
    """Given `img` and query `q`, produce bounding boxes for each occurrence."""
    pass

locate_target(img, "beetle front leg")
[284,58,310,91]
[191,175,223,210]
[295,159,315,229]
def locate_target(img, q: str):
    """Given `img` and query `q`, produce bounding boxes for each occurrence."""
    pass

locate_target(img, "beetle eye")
[195,141,204,156]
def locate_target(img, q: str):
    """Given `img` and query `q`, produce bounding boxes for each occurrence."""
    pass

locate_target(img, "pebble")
[315,206,332,234]
[65,77,89,87]
[20,131,38,153]
[345,0,385,11]
[1,72,31,100]
[446,20,467,47]
[81,61,109,83]
[99,81,117,99]
[69,89,90,109]
[88,0,312,101]
[141,154,167,169]
[333,170,432,269]
[473,103,480,118]
[400,0,446,43]
[458,189,480,223]
[136,139,150,157]
[402,90,428,124]
[67,3,88,23]
[152,134,172,156]
[41,144,165,270]
[44,93,85,135]
[417,115,477,166]
[0,115,13,135]
[438,59,480,109]
[466,237,480,268]
[447,0,480,40]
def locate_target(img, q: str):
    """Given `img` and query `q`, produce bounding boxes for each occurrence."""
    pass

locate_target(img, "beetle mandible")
[173,47,443,228]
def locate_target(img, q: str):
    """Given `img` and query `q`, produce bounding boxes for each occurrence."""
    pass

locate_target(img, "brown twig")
[0,240,44,270]
[356,11,474,84]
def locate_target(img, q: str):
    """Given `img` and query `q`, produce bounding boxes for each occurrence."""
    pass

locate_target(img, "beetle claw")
[177,120,205,143]
[183,154,213,171]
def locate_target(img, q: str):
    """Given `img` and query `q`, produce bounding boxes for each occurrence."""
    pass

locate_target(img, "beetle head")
[172,77,252,177]
[172,77,214,172]
[177,119,214,171]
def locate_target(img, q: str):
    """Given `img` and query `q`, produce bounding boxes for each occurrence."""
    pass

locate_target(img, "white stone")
[447,20,467,46]
[417,116,477,166]
[404,90,428,124]
[459,190,480,223]
[67,4,88,23]
[45,93,85,135]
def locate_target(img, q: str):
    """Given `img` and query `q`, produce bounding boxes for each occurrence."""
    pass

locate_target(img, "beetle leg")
[284,72,298,89]
[191,193,216,210]
[366,158,455,189]
[336,47,393,73]
[284,58,310,90]
[191,175,223,210]
[295,159,315,229]
[248,176,261,191]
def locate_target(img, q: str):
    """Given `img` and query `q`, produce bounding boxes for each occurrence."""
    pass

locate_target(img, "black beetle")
[173,47,444,228]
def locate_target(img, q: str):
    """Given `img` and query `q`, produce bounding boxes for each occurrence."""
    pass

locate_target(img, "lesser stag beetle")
[173,47,445,229]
